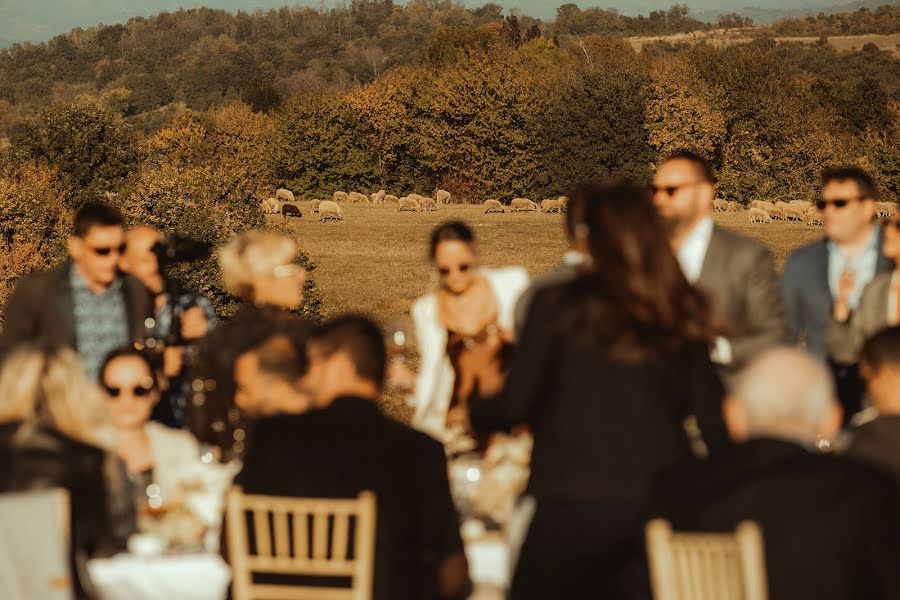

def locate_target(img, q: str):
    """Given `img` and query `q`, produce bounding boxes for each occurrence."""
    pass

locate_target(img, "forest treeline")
[0,1,898,319]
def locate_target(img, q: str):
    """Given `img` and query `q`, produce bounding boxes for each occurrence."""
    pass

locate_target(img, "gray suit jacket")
[695,226,787,373]
[782,232,893,361]
[827,271,894,364]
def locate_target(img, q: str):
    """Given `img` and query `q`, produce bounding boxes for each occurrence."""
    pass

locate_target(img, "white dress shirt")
[676,216,714,283]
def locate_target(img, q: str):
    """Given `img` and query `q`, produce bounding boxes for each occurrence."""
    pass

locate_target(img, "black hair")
[821,166,878,201]
[429,221,475,260]
[662,150,716,185]
[860,326,900,373]
[99,346,158,389]
[73,201,124,238]
[310,315,387,390]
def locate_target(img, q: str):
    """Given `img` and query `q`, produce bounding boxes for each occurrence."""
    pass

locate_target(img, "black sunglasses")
[90,243,127,256]
[650,180,704,197]
[816,197,864,210]
[438,263,471,277]
[104,383,154,398]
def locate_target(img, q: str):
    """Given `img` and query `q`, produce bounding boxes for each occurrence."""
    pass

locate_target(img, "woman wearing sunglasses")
[829,212,900,365]
[100,347,202,513]
[409,221,530,449]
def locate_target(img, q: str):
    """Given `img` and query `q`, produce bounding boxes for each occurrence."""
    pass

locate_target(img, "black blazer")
[471,285,729,506]
[0,262,154,357]
[235,397,465,600]
[651,438,900,600]
[782,232,893,361]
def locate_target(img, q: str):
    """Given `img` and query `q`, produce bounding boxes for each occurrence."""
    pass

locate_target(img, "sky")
[0,0,882,46]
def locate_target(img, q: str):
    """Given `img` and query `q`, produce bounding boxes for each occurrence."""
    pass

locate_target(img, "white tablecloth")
[88,553,230,600]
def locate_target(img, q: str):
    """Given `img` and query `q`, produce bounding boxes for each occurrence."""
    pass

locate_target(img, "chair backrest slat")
[646,518,768,600]
[226,487,376,600]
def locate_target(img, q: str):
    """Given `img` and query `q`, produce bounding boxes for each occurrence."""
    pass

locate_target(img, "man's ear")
[723,395,749,443]
[67,236,82,260]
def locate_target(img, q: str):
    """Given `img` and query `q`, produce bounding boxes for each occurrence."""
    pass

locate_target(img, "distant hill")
[2,0,897,45]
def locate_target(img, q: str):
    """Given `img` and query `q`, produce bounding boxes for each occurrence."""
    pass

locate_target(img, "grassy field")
[274,203,823,325]
[628,31,900,56]
[273,201,824,420]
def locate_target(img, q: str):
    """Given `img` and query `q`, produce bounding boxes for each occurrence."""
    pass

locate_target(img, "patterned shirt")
[70,266,130,382]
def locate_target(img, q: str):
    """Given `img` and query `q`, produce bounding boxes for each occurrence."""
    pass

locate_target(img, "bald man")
[652,151,786,379]
[121,225,216,426]
[651,348,900,600]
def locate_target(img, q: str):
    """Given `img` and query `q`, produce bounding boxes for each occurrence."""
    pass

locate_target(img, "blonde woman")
[0,345,134,599]
[191,230,314,456]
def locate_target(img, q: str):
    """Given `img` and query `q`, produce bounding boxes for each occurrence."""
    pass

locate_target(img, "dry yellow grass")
[629,30,900,57]
[276,203,823,324]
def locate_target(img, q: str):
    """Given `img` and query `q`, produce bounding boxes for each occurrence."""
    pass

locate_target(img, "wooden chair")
[646,518,768,600]
[226,487,376,600]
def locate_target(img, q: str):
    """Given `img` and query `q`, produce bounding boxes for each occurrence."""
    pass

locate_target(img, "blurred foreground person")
[0,202,154,380]
[783,167,893,420]
[190,230,313,458]
[653,347,900,600]
[828,211,900,366]
[653,151,785,377]
[100,348,204,511]
[0,346,135,599]
[235,316,468,600]
[472,182,729,600]
[411,221,529,447]
[120,226,216,427]
[846,326,900,478]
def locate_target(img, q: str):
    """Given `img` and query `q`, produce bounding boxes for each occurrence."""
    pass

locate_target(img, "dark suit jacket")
[0,262,154,357]
[847,415,900,480]
[471,285,729,506]
[651,438,900,600]
[696,226,786,373]
[234,397,465,600]
[782,232,893,361]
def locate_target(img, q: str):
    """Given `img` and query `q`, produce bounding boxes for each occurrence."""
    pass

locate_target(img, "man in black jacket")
[0,202,154,380]
[652,347,900,600]
[234,315,469,600]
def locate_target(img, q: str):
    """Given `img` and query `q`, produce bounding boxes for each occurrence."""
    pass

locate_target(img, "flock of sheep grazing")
[259,187,571,222]
[714,198,897,226]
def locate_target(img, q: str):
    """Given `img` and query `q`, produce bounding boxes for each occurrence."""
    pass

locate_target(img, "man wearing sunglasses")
[0,202,154,381]
[782,167,893,422]
[652,151,786,379]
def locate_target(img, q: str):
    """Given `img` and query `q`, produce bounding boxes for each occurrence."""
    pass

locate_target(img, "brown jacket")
[828,271,894,364]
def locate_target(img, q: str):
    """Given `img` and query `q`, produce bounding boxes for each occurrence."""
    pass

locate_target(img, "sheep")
[333,191,350,203]
[790,200,813,211]
[370,190,386,204]
[383,194,399,204]
[276,188,295,203]
[877,202,897,218]
[806,207,824,226]
[319,200,343,222]
[749,207,773,223]
[774,201,792,214]
[782,205,807,222]
[540,199,556,212]
[750,200,775,211]
[764,205,784,220]
[281,203,302,219]
[349,191,368,203]
[726,201,741,212]
[309,199,321,213]
[260,197,280,214]
[398,197,420,212]
[543,199,564,213]
[419,197,438,212]
[483,199,505,213]
[510,198,539,212]
[712,199,728,212]
[436,189,451,205]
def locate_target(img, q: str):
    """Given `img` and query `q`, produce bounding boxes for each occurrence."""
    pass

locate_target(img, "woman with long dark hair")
[470,182,729,599]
